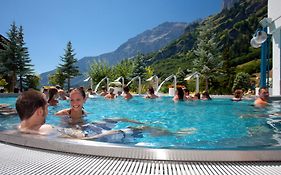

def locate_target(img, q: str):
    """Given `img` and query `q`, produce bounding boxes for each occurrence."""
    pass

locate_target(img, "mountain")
[222,0,240,10]
[141,0,267,93]
[40,22,188,86]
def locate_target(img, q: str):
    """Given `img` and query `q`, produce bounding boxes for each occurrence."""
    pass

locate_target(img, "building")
[269,0,281,95]
[0,34,9,50]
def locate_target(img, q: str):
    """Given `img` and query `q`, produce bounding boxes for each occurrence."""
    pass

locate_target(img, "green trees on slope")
[0,22,34,92]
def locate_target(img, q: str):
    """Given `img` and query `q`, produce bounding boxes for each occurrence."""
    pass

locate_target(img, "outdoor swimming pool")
[1,96,281,150]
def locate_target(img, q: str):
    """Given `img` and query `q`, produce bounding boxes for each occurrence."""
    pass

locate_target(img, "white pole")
[174,75,177,91]
[138,77,141,95]
[106,78,109,91]
[196,74,199,93]
[90,78,93,90]
[155,76,159,90]
[121,77,124,88]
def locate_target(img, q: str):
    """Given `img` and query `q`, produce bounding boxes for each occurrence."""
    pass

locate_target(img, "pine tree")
[132,53,146,80]
[193,19,223,92]
[0,22,20,92]
[17,25,34,91]
[58,41,80,90]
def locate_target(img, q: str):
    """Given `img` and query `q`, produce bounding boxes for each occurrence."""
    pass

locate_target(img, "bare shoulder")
[55,108,70,116]
[39,124,54,135]
[254,98,268,107]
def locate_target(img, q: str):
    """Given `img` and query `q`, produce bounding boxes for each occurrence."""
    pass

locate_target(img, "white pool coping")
[1,131,281,162]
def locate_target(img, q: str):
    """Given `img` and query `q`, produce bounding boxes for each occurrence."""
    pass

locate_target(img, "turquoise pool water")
[1,96,281,150]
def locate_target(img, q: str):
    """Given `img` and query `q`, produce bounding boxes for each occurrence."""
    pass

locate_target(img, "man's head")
[259,87,269,101]
[123,86,130,93]
[16,90,48,121]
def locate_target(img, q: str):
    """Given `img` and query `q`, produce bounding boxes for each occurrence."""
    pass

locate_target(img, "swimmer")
[254,87,269,107]
[232,89,243,101]
[122,86,133,100]
[104,87,116,99]
[144,87,159,99]
[55,88,87,124]
[48,87,59,106]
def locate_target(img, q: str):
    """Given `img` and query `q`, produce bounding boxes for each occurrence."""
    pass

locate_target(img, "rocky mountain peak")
[222,0,240,10]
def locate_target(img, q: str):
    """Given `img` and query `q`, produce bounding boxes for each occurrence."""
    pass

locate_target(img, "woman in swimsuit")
[55,88,87,124]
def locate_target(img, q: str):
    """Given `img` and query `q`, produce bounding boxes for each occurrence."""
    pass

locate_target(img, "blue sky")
[0,0,222,74]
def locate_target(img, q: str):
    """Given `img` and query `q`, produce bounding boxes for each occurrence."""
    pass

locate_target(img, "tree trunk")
[10,71,17,92]
[19,76,23,92]
[67,78,70,91]
[205,77,209,92]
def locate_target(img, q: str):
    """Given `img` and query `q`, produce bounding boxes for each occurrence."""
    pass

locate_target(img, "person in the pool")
[122,86,133,100]
[16,90,55,135]
[104,87,116,99]
[48,87,59,106]
[14,89,136,139]
[55,88,87,125]
[144,87,159,99]
[254,87,269,107]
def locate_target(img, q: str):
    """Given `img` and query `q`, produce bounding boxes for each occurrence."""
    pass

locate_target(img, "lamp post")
[250,20,271,88]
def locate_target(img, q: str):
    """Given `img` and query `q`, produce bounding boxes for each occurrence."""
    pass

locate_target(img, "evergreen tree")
[58,41,80,90]
[17,25,34,91]
[24,74,40,90]
[0,22,19,92]
[132,54,146,80]
[0,22,34,92]
[192,19,223,92]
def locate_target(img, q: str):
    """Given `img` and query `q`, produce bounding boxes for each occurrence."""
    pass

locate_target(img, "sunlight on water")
[1,96,281,150]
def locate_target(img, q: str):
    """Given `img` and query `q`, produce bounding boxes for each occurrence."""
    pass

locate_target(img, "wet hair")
[202,91,211,100]
[259,87,268,93]
[234,89,243,98]
[70,88,86,99]
[16,90,47,121]
[123,86,130,93]
[148,87,155,94]
[48,87,58,103]
[194,92,201,99]
[177,87,184,100]
[183,88,190,94]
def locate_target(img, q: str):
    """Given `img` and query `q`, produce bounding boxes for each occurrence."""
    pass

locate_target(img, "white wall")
[268,0,281,95]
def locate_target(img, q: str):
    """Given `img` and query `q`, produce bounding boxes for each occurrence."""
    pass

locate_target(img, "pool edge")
[1,131,281,162]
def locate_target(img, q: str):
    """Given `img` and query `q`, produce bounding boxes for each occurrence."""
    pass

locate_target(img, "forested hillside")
[138,0,267,94]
